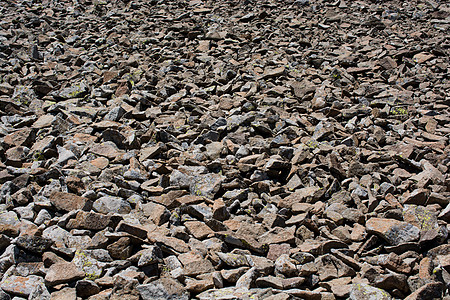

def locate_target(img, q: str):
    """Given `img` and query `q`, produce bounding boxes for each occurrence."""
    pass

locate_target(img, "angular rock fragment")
[45,262,85,286]
[366,218,420,245]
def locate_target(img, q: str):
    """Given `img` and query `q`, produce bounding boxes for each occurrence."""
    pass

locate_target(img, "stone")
[75,280,101,298]
[136,277,189,300]
[72,249,105,281]
[316,254,356,281]
[116,221,147,239]
[93,196,131,214]
[90,142,123,159]
[275,254,298,277]
[321,277,352,298]
[66,211,111,230]
[44,262,85,286]
[49,191,90,212]
[197,287,271,300]
[366,218,420,245]
[0,275,46,297]
[278,186,322,208]
[107,237,133,260]
[0,1,449,299]
[50,288,77,300]
[349,283,391,300]
[267,244,291,261]
[15,235,53,254]
[141,202,170,225]
[184,221,214,239]
[404,281,444,300]
[217,252,249,268]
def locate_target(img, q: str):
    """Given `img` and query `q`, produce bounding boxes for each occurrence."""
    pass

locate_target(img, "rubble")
[0,0,449,299]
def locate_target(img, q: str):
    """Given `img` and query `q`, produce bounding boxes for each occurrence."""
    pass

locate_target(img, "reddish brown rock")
[49,191,90,212]
[45,262,85,286]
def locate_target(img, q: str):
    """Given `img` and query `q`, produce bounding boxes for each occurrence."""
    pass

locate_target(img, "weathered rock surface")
[0,0,449,299]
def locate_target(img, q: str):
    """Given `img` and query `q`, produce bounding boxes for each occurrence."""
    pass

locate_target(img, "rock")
[236,267,257,289]
[0,275,46,297]
[180,253,215,277]
[275,254,298,277]
[66,211,111,230]
[93,196,131,214]
[141,202,170,225]
[49,191,90,212]
[53,82,89,100]
[135,247,162,267]
[50,288,77,300]
[197,287,272,300]
[278,186,322,208]
[107,237,133,260]
[316,254,356,281]
[404,281,444,300]
[15,236,53,254]
[75,280,101,298]
[44,262,85,286]
[136,277,189,300]
[321,277,352,298]
[402,188,429,205]
[184,221,214,239]
[217,252,249,268]
[185,277,214,293]
[72,249,106,281]
[115,221,145,239]
[366,218,420,245]
[438,203,450,222]
[90,142,123,159]
[349,283,391,300]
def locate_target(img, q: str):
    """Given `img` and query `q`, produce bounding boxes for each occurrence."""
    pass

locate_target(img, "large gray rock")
[93,196,131,214]
[349,283,391,300]
[136,277,189,300]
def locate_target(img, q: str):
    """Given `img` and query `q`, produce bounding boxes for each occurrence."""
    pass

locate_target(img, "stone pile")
[0,0,449,299]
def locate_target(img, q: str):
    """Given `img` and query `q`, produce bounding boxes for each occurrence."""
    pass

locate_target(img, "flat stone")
[141,202,170,225]
[93,196,131,214]
[404,281,444,300]
[349,283,391,300]
[90,142,123,159]
[66,211,111,230]
[50,288,77,300]
[15,235,53,254]
[278,186,322,208]
[217,252,249,268]
[366,217,420,245]
[184,221,214,239]
[136,277,189,300]
[1,275,46,297]
[45,262,85,286]
[49,191,90,212]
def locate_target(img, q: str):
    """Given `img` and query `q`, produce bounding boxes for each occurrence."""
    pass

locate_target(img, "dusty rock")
[0,0,449,299]
[136,277,189,300]
[44,262,85,286]
[366,218,420,245]
[0,275,46,297]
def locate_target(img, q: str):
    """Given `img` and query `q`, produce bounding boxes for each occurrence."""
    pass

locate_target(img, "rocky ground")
[0,0,449,299]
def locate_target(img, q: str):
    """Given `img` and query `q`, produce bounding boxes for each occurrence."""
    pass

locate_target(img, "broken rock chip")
[1,275,47,297]
[92,196,131,214]
[278,186,322,208]
[136,277,189,300]
[49,191,90,212]
[349,283,391,300]
[44,262,85,286]
[15,235,53,254]
[366,217,420,245]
